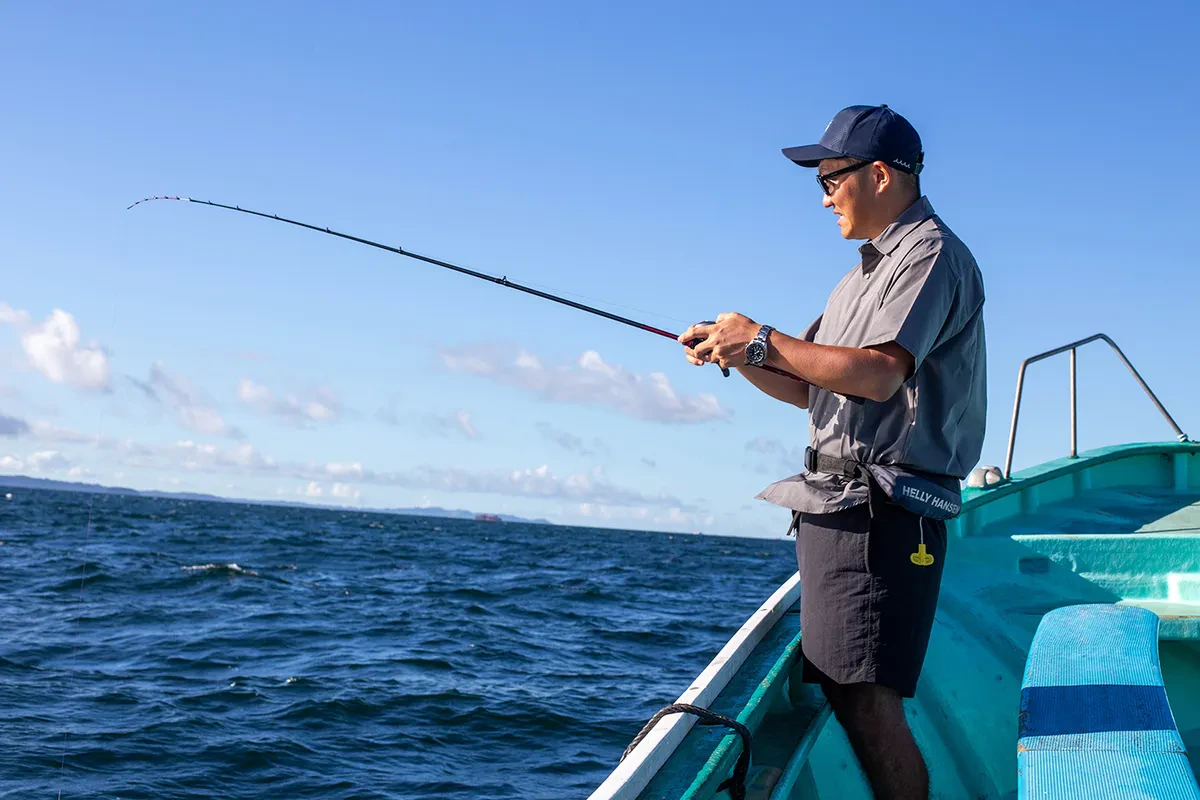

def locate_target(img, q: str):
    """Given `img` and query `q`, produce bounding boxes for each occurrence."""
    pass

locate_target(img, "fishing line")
[127,196,804,383]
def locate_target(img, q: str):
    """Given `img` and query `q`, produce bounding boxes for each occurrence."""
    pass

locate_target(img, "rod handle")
[686,321,730,377]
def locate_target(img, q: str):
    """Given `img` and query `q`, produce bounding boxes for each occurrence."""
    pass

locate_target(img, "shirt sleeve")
[861,239,960,369]
[798,314,822,343]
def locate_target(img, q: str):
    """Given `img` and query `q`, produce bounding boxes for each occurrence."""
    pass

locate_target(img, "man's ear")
[873,161,891,194]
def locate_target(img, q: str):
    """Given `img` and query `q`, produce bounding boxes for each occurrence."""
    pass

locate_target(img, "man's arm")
[680,315,913,404]
[762,330,914,403]
[734,363,811,408]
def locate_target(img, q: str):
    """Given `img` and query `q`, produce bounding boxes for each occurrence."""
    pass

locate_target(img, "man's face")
[817,157,876,240]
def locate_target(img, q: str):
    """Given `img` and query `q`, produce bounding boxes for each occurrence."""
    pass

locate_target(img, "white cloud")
[376,403,401,426]
[67,465,92,479]
[22,422,144,460]
[440,345,728,424]
[285,481,361,503]
[28,450,70,472]
[236,378,272,406]
[178,406,236,437]
[537,422,591,455]
[170,440,275,472]
[137,362,242,439]
[1,303,110,390]
[237,378,342,426]
[0,413,30,437]
[425,409,479,439]
[571,501,713,532]
[0,455,23,472]
[226,443,273,469]
[745,436,804,473]
[0,303,30,326]
[325,461,365,478]
[377,399,477,440]
[396,462,691,509]
[536,423,610,458]
[27,420,92,443]
[452,410,477,439]
[113,429,685,510]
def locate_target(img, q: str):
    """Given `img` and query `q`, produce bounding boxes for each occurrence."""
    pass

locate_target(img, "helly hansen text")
[900,485,960,515]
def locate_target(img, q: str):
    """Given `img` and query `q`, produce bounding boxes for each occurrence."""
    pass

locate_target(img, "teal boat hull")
[591,442,1200,799]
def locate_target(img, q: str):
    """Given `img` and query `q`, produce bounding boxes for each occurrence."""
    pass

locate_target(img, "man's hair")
[892,167,921,199]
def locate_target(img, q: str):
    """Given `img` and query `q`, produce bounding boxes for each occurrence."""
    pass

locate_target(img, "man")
[678,104,986,799]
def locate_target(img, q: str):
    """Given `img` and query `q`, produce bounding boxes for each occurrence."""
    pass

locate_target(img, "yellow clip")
[910,543,935,566]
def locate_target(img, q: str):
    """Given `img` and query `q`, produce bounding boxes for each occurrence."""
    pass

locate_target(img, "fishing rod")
[127,196,805,383]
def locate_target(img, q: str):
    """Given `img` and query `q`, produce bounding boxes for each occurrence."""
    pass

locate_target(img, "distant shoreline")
[0,474,552,525]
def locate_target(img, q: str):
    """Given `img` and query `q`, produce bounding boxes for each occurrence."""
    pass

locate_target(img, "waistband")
[803,447,869,479]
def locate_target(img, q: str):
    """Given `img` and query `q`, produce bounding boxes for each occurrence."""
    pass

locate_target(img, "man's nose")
[822,192,834,209]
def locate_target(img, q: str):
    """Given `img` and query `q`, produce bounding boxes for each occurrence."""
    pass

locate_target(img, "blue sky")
[0,1,1196,537]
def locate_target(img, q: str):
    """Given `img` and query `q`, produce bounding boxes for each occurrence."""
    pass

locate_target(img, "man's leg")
[823,681,928,800]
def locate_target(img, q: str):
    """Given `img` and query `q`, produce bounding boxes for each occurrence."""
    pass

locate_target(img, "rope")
[620,702,752,800]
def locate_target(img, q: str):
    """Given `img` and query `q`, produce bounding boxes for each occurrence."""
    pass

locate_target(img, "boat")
[474,513,503,523]
[589,334,1200,799]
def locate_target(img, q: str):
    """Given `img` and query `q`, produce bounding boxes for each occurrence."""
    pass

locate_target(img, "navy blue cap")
[783,104,924,174]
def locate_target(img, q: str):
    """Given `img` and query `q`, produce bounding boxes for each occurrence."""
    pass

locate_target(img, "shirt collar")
[874,196,935,254]
[857,196,936,274]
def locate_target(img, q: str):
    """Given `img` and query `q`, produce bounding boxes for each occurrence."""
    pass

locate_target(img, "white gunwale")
[587,571,803,800]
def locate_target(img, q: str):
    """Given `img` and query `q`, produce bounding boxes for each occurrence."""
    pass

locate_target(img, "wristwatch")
[745,325,774,367]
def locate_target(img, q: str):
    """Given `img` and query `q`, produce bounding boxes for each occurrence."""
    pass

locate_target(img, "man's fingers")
[680,323,713,345]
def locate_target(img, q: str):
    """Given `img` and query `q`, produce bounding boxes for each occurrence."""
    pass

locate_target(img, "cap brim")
[781,143,844,168]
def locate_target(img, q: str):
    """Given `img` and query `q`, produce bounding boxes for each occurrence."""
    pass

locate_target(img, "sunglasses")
[816,161,872,196]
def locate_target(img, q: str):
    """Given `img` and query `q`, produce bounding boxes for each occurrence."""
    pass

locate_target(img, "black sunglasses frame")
[816,161,873,196]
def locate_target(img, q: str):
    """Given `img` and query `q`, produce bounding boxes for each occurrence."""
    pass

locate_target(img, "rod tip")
[127,195,190,210]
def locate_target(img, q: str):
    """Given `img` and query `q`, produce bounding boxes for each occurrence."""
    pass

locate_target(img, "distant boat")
[474,513,502,523]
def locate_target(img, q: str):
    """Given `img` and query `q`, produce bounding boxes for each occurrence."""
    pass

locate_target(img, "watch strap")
[746,324,774,366]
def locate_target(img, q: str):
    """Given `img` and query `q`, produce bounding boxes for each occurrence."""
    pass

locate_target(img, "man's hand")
[678,312,760,369]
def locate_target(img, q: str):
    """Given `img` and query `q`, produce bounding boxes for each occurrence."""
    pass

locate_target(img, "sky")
[0,1,1196,538]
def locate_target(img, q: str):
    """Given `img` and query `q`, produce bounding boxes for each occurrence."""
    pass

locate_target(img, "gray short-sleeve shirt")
[757,196,987,515]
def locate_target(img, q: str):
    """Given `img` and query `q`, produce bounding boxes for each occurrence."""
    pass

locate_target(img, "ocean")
[0,487,795,799]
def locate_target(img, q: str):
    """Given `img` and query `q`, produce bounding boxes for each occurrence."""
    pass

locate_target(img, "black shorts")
[794,484,947,698]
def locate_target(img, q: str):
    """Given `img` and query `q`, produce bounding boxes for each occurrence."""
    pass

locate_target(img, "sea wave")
[1,486,796,799]
[180,563,259,576]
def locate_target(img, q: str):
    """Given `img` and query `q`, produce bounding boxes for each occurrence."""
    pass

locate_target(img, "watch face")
[746,341,766,365]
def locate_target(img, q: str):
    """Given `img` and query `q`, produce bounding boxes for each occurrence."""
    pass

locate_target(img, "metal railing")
[1004,333,1189,479]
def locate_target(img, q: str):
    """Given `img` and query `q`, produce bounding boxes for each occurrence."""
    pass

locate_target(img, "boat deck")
[985,486,1200,638]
